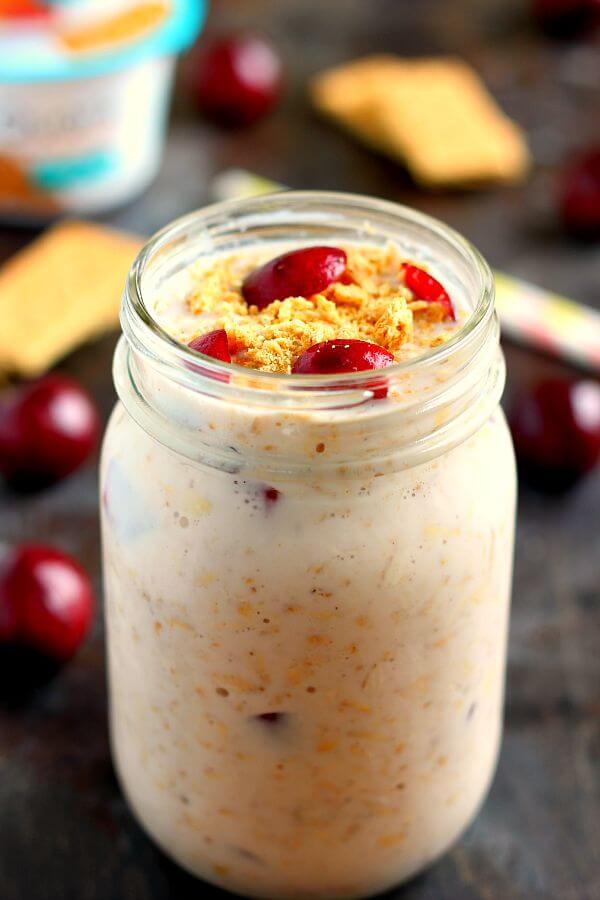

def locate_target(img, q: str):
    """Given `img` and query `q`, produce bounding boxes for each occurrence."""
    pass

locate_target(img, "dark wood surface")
[1,1,599,898]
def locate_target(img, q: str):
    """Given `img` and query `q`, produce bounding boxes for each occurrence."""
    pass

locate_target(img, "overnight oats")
[101,192,516,899]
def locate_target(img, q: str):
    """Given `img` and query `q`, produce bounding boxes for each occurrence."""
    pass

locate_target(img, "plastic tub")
[0,0,206,220]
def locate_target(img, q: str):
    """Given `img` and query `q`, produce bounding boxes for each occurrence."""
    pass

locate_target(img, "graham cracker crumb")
[408,299,449,323]
[183,244,459,373]
[372,299,414,353]
[188,258,248,318]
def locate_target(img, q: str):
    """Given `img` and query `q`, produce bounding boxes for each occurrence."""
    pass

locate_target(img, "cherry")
[188,329,231,362]
[402,264,455,320]
[532,0,600,38]
[292,339,394,398]
[0,543,94,662]
[242,246,347,309]
[193,33,283,127]
[0,374,100,490]
[558,147,600,238]
[509,378,600,491]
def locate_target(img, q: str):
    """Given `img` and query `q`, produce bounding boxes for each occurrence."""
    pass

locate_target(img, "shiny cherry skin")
[193,33,283,127]
[0,543,94,662]
[533,0,600,38]
[559,147,600,238]
[188,329,231,362]
[292,339,394,375]
[402,264,455,320]
[292,339,394,398]
[0,374,100,490]
[243,246,347,309]
[509,378,600,491]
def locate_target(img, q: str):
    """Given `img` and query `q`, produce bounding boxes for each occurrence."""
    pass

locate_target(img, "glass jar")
[101,192,516,900]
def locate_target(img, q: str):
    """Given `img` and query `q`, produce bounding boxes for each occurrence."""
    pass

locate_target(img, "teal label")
[33,150,117,189]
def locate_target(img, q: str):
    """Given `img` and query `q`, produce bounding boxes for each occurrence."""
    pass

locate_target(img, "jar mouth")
[123,190,496,403]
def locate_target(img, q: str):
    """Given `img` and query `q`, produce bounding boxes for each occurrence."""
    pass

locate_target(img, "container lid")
[0,0,207,83]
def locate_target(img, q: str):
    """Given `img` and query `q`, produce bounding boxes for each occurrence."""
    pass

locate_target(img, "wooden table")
[1,2,599,898]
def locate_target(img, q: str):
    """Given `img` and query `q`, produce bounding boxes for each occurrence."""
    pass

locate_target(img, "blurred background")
[0,1,598,898]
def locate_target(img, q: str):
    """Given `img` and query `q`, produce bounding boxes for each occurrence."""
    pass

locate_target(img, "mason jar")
[100,192,516,900]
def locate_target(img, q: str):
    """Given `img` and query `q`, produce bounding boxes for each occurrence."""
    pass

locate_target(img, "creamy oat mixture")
[102,238,515,899]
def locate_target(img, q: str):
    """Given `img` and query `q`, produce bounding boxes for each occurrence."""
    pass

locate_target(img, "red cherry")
[193,33,283,127]
[0,544,94,662]
[292,339,394,398]
[509,378,600,491]
[0,375,100,490]
[402,264,455,320]
[533,0,600,38]
[558,147,600,237]
[292,339,394,375]
[242,247,347,310]
[188,329,231,362]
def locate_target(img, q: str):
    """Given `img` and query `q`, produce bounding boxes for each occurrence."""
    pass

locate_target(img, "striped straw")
[493,271,600,372]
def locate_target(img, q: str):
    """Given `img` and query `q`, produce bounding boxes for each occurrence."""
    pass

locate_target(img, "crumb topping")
[171,244,462,373]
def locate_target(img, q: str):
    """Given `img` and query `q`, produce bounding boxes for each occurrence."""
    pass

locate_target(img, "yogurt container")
[0,0,206,219]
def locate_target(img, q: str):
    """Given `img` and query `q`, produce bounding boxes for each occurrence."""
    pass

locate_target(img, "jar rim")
[123,190,496,401]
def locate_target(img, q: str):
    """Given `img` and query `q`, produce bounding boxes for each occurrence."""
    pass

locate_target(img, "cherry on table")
[558,146,600,238]
[0,543,94,663]
[192,33,283,127]
[242,246,347,309]
[509,378,600,491]
[0,374,100,491]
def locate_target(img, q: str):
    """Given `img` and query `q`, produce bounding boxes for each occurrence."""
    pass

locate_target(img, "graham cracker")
[0,220,143,377]
[60,1,170,54]
[310,55,530,186]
